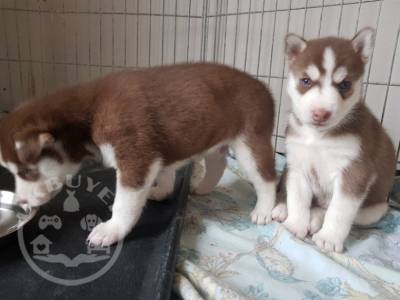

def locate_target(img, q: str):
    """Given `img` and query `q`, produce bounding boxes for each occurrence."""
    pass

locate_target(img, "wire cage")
[0,0,399,167]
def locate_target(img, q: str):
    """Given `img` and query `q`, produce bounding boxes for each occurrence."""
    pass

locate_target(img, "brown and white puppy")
[0,63,277,246]
[272,28,396,252]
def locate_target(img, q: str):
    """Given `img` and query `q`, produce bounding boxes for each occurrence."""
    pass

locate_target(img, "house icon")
[30,234,53,255]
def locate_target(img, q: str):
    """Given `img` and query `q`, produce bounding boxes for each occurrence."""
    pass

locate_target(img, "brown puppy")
[272,28,396,252]
[0,63,277,246]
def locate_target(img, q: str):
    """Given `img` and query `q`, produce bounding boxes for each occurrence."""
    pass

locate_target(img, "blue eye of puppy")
[337,80,352,92]
[300,78,312,86]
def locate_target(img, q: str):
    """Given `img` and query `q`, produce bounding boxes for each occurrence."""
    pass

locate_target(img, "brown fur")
[0,63,276,187]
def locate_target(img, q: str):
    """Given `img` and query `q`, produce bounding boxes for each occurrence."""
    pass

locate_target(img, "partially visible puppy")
[272,28,396,252]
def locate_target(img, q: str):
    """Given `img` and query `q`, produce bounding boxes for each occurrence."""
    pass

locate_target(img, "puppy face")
[285,28,375,130]
[0,132,81,207]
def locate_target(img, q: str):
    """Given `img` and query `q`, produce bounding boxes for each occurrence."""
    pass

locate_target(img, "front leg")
[283,170,313,239]
[312,178,362,252]
[88,160,162,246]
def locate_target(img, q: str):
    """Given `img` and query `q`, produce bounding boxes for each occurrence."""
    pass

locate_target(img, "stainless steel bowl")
[0,190,38,239]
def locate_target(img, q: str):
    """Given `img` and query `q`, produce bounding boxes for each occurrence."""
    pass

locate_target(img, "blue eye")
[300,78,312,86]
[337,80,352,92]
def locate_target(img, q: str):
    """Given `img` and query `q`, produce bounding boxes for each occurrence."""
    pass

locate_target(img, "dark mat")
[0,164,191,300]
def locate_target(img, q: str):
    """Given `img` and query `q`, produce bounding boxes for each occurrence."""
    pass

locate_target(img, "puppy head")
[285,27,375,130]
[0,130,81,207]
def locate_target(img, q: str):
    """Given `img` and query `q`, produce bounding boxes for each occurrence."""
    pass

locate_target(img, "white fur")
[232,136,276,225]
[13,143,81,206]
[15,141,23,150]
[287,47,363,131]
[306,64,320,81]
[333,66,347,83]
[352,28,375,60]
[192,151,227,195]
[99,143,118,168]
[149,166,176,200]
[88,158,162,246]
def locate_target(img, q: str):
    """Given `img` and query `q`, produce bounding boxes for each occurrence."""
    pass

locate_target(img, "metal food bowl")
[0,190,38,242]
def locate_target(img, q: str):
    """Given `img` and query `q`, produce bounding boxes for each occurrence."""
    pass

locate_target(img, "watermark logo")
[18,173,123,286]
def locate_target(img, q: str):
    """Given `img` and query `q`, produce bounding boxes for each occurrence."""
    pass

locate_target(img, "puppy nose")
[312,109,331,123]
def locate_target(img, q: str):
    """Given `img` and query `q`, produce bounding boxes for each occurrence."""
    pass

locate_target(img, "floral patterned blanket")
[174,156,400,300]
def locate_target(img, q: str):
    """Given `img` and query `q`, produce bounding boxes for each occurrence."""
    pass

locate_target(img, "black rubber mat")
[0,164,191,300]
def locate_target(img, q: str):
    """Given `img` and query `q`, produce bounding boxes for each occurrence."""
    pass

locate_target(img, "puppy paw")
[149,187,170,201]
[283,217,308,239]
[272,203,288,222]
[308,210,325,235]
[250,205,272,225]
[312,228,344,252]
[87,221,127,247]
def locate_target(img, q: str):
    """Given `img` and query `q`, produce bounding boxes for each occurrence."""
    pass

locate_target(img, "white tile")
[364,84,386,120]
[126,14,138,66]
[137,15,150,67]
[303,7,323,39]
[369,0,400,83]
[324,0,342,5]
[243,13,262,74]
[177,0,190,15]
[291,0,307,10]
[270,11,289,77]
[65,13,78,64]
[126,0,138,13]
[0,0,15,9]
[31,62,43,97]
[53,64,67,91]
[9,61,23,104]
[27,12,41,61]
[90,66,101,79]
[233,13,250,70]
[390,30,400,85]
[187,18,202,61]
[42,63,56,94]
[64,0,77,12]
[319,5,341,36]
[382,86,400,148]
[16,11,30,61]
[77,0,91,11]
[164,0,177,15]
[113,0,126,13]
[66,64,77,85]
[77,65,91,82]
[191,0,204,17]
[223,15,236,65]
[0,61,11,109]
[138,0,150,13]
[226,0,238,14]
[76,14,90,65]
[150,15,163,65]
[100,0,113,12]
[205,16,217,61]
[100,14,113,66]
[175,17,189,63]
[89,14,101,65]
[52,13,66,63]
[257,11,275,76]
[0,11,7,59]
[162,16,175,64]
[151,0,163,14]
[277,0,290,10]
[19,62,32,100]
[338,3,359,38]
[3,10,18,60]
[113,14,126,66]
[356,1,380,31]
[26,0,40,10]
[40,12,55,62]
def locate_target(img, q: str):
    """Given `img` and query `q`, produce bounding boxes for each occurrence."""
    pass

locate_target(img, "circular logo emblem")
[18,173,123,286]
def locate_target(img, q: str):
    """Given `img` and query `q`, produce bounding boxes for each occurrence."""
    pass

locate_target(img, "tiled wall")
[0,0,399,167]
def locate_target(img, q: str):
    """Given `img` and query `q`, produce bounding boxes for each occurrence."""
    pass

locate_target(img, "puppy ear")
[285,33,307,61]
[15,132,55,164]
[352,27,375,63]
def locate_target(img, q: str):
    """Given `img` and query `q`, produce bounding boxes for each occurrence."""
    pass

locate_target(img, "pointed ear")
[15,132,55,163]
[285,33,307,61]
[352,27,375,63]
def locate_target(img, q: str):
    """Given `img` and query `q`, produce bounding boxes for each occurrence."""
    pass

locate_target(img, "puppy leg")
[312,179,362,252]
[308,207,326,235]
[282,170,312,239]
[192,150,227,195]
[354,202,388,225]
[149,167,176,201]
[232,136,276,225]
[88,159,162,246]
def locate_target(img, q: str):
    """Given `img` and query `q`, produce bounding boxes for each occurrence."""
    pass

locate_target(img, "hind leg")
[232,136,276,225]
[149,167,176,201]
[192,149,227,195]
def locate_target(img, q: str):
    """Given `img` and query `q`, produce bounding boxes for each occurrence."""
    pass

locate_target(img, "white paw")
[283,217,309,239]
[272,203,288,222]
[87,221,127,246]
[308,210,325,235]
[250,205,272,225]
[312,228,345,252]
[149,187,170,201]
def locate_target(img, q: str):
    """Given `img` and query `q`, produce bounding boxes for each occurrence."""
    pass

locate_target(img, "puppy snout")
[312,109,331,123]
